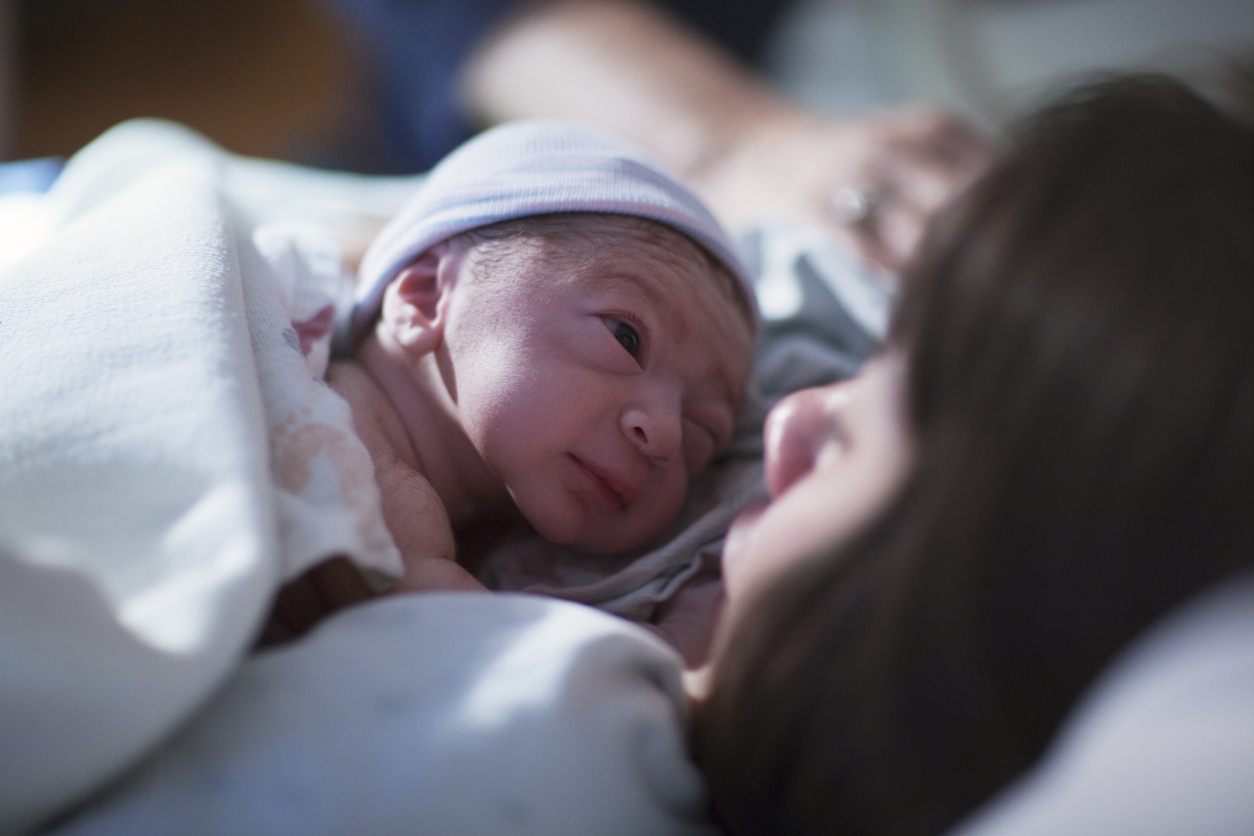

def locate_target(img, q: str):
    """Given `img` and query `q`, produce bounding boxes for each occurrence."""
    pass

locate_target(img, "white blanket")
[0,122,418,832]
[237,219,402,588]
[49,593,717,836]
[0,153,275,832]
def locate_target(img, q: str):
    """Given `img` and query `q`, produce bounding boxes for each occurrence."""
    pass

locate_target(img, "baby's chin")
[529,510,676,555]
[511,483,683,553]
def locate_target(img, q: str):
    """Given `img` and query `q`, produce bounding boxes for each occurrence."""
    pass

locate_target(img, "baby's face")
[444,217,753,553]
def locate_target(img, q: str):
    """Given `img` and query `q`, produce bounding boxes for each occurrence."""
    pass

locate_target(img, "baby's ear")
[379,240,462,357]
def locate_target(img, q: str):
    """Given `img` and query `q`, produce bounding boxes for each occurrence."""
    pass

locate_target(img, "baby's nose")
[763,382,849,497]
[622,398,682,464]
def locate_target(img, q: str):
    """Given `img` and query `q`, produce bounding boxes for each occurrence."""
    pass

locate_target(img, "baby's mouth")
[569,454,637,510]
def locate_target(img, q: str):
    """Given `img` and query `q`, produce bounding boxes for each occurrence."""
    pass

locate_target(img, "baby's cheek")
[680,425,717,481]
[464,377,548,449]
[646,468,691,530]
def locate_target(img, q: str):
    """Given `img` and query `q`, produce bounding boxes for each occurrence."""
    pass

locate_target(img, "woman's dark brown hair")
[695,74,1253,836]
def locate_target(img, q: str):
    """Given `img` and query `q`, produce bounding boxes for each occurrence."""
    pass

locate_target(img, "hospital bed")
[1,120,1249,836]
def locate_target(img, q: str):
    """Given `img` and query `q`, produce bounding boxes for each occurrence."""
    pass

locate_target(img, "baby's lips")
[567,453,638,511]
[581,455,643,508]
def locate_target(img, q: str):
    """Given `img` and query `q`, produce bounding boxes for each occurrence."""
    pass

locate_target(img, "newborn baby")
[267,122,756,633]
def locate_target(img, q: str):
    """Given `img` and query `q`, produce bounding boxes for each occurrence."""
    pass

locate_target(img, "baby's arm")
[326,361,486,594]
[369,446,486,594]
[258,422,480,645]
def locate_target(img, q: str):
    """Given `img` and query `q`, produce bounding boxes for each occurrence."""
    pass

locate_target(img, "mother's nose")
[763,383,846,497]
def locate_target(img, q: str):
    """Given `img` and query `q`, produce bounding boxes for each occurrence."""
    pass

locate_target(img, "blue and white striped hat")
[351,120,753,341]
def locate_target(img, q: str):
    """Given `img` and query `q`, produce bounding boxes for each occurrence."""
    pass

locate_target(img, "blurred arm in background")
[461,0,995,271]
[327,0,993,270]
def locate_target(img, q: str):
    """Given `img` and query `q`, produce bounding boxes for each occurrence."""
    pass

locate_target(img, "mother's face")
[721,352,914,617]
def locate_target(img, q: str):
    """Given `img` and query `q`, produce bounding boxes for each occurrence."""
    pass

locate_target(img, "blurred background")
[1,0,1251,170]
[1,0,359,165]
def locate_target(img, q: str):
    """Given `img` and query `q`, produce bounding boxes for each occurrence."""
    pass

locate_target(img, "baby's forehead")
[352,121,758,342]
[468,212,753,329]
[472,212,697,255]
[532,215,754,394]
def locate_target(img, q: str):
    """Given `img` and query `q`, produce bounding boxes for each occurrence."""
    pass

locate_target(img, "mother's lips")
[569,454,640,510]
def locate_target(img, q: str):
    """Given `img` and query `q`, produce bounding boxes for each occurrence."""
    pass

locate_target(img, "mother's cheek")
[720,475,858,610]
[720,500,769,604]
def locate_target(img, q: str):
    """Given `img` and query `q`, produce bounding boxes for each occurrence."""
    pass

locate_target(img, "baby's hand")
[370,449,488,594]
[326,360,487,595]
[390,553,486,593]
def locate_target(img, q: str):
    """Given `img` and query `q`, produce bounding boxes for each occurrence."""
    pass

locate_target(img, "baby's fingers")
[392,555,488,593]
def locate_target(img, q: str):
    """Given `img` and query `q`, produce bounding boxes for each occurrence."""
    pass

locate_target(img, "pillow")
[51,594,719,836]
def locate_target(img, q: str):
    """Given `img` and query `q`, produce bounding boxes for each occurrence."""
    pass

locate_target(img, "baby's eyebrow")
[582,261,689,334]
[579,254,659,294]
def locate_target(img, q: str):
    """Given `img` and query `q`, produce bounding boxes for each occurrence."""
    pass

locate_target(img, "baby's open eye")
[603,317,641,357]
